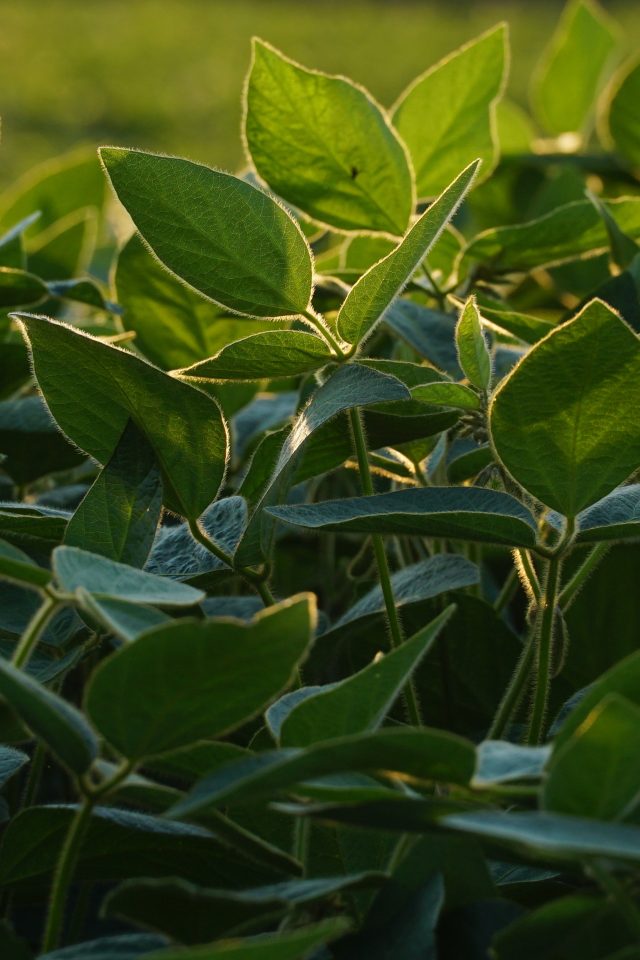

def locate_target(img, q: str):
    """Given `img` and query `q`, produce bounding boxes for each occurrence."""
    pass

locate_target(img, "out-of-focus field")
[0,0,636,184]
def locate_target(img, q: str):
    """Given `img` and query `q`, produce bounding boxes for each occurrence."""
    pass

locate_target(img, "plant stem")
[348,408,422,726]
[302,308,346,357]
[41,796,94,952]
[527,551,563,745]
[515,549,541,602]
[486,627,536,740]
[11,593,60,669]
[42,760,134,952]
[188,520,274,606]
[559,542,609,611]
[589,860,640,940]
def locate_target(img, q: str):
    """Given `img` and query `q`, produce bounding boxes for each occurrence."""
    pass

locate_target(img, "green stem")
[589,860,640,940]
[348,408,422,726]
[41,796,94,952]
[515,549,541,602]
[559,543,610,611]
[527,551,563,745]
[188,520,274,606]
[42,759,135,952]
[486,627,536,740]
[11,593,60,669]
[302,308,347,357]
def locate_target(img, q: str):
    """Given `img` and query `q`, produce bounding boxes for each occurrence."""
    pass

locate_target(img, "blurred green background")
[1,0,637,185]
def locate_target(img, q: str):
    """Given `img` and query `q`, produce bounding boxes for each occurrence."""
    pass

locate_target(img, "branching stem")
[348,408,422,726]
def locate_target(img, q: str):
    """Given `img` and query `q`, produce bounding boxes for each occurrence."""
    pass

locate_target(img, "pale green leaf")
[336,160,480,345]
[179,330,334,381]
[601,57,640,171]
[393,24,507,197]
[245,39,413,235]
[531,0,618,137]
[455,297,491,390]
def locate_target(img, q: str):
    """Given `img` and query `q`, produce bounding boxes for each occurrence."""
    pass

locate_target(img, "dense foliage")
[1,0,640,956]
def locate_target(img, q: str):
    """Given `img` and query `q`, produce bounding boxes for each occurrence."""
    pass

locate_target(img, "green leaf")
[410,381,480,411]
[235,364,409,566]
[455,297,491,390]
[490,299,640,516]
[441,809,640,866]
[115,234,279,370]
[85,595,315,759]
[555,648,640,749]
[64,421,162,567]
[0,395,85,485]
[268,487,537,548]
[336,160,480,346]
[545,694,640,821]
[492,894,631,960]
[0,746,29,788]
[460,197,640,275]
[76,591,170,643]
[105,875,380,945]
[169,727,476,819]
[245,39,413,235]
[280,607,454,747]
[322,554,478,643]
[385,301,461,376]
[100,147,313,319]
[392,25,507,198]
[179,330,334,381]
[14,313,228,520]
[0,659,97,774]
[39,934,168,960]
[603,58,640,171]
[27,208,96,280]
[0,805,280,890]
[0,213,40,270]
[0,504,67,550]
[574,484,640,543]
[531,0,618,138]
[472,741,550,788]
[53,546,203,607]
[586,189,640,270]
[0,146,105,237]
[146,497,247,584]
[144,919,350,960]
[0,268,48,308]
[0,539,51,589]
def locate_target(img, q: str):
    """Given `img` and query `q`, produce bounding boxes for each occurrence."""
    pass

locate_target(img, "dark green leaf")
[39,934,168,960]
[268,486,537,547]
[64,421,162,568]
[100,147,313,319]
[180,330,334,381]
[280,607,454,747]
[604,58,640,170]
[14,312,228,519]
[85,595,315,759]
[169,727,476,819]
[235,364,409,565]
[543,694,640,820]
[0,395,85,485]
[0,539,51,589]
[0,659,97,774]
